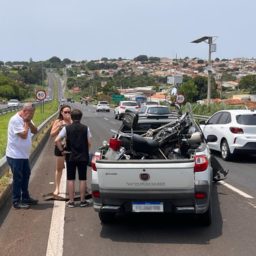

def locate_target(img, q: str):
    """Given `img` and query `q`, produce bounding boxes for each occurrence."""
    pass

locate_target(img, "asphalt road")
[0,104,256,256]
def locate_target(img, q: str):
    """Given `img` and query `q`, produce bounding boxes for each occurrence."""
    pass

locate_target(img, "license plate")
[132,202,164,212]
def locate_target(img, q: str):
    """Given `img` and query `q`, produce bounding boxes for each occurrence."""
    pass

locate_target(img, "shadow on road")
[212,151,256,164]
[100,184,223,245]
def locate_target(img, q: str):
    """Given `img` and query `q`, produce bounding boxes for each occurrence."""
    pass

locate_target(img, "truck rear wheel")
[99,212,116,224]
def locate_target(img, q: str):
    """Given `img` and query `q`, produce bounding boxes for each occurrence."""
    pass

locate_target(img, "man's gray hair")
[22,102,35,110]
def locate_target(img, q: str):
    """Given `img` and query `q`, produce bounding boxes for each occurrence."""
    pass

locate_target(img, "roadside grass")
[0,172,11,194]
[0,100,59,158]
[183,102,247,117]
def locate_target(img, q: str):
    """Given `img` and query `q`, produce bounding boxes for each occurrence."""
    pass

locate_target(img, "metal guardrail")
[0,106,21,115]
[0,101,48,116]
[0,112,58,178]
[193,114,209,121]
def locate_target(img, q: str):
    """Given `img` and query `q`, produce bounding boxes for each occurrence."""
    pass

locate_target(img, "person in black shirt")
[55,109,92,207]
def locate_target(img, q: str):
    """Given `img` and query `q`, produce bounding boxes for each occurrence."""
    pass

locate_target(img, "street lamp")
[191,36,217,104]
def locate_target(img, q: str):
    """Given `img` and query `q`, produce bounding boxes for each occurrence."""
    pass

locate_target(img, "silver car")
[7,99,20,107]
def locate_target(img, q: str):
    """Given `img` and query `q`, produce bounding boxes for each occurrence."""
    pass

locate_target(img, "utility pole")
[191,36,216,105]
[207,37,213,103]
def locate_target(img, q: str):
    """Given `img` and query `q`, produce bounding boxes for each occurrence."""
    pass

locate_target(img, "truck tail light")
[195,192,206,199]
[92,190,100,198]
[230,127,243,134]
[120,106,126,109]
[91,152,101,172]
[109,138,121,151]
[194,155,208,172]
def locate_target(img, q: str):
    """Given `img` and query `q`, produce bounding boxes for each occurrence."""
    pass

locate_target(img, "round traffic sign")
[176,94,185,104]
[36,90,46,101]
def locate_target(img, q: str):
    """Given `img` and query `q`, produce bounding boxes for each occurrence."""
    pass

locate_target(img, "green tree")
[193,76,208,99]
[221,72,236,81]
[49,56,61,64]
[179,80,198,102]
[239,75,256,93]
[62,58,72,65]
[0,74,31,100]
[134,55,148,62]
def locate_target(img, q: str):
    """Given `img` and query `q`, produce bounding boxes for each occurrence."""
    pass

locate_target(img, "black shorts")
[54,145,63,157]
[66,161,88,180]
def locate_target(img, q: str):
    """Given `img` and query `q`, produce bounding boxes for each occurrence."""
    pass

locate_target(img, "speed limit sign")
[176,94,185,104]
[36,90,46,101]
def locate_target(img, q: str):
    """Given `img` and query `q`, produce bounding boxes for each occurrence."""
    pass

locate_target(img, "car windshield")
[123,102,137,106]
[145,101,159,105]
[236,114,256,125]
[147,107,170,115]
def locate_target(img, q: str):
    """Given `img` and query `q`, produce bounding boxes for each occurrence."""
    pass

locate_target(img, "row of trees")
[1,55,256,103]
[0,74,31,100]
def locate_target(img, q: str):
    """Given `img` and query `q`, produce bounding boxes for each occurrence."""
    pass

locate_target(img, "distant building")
[222,81,239,89]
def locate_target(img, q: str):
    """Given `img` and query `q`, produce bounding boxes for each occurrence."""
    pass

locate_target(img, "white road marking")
[104,117,109,121]
[219,180,254,199]
[46,169,66,256]
[248,202,256,208]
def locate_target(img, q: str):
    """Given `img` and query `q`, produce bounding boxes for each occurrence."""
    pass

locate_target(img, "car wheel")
[118,113,122,120]
[114,113,117,119]
[99,212,115,224]
[221,139,232,161]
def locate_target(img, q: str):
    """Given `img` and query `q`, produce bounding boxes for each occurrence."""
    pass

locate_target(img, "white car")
[7,99,20,107]
[114,101,139,120]
[96,101,110,112]
[200,109,256,160]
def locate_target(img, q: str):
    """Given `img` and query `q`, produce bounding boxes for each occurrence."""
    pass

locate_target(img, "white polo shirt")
[6,113,33,159]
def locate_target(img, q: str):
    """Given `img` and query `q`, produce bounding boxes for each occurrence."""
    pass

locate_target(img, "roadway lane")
[1,105,256,256]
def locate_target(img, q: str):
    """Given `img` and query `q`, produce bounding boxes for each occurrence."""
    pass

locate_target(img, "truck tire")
[99,212,115,224]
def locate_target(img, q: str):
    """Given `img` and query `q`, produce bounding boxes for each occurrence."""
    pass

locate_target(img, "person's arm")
[54,127,66,153]
[27,121,38,134]
[17,118,38,139]
[87,127,92,149]
[50,119,63,137]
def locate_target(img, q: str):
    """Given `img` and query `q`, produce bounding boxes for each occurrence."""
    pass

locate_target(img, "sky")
[1,0,256,62]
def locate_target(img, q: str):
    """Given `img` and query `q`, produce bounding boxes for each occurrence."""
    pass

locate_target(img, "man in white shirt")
[6,102,38,209]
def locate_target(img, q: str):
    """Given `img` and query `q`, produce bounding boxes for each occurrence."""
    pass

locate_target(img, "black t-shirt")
[65,122,89,162]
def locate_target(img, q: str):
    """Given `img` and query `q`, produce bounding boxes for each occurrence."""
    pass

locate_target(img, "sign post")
[36,90,46,113]
[176,94,185,105]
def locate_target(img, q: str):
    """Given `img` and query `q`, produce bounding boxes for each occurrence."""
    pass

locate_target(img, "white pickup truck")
[91,113,216,226]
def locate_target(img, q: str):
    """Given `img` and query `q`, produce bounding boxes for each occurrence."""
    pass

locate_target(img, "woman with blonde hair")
[50,104,72,196]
